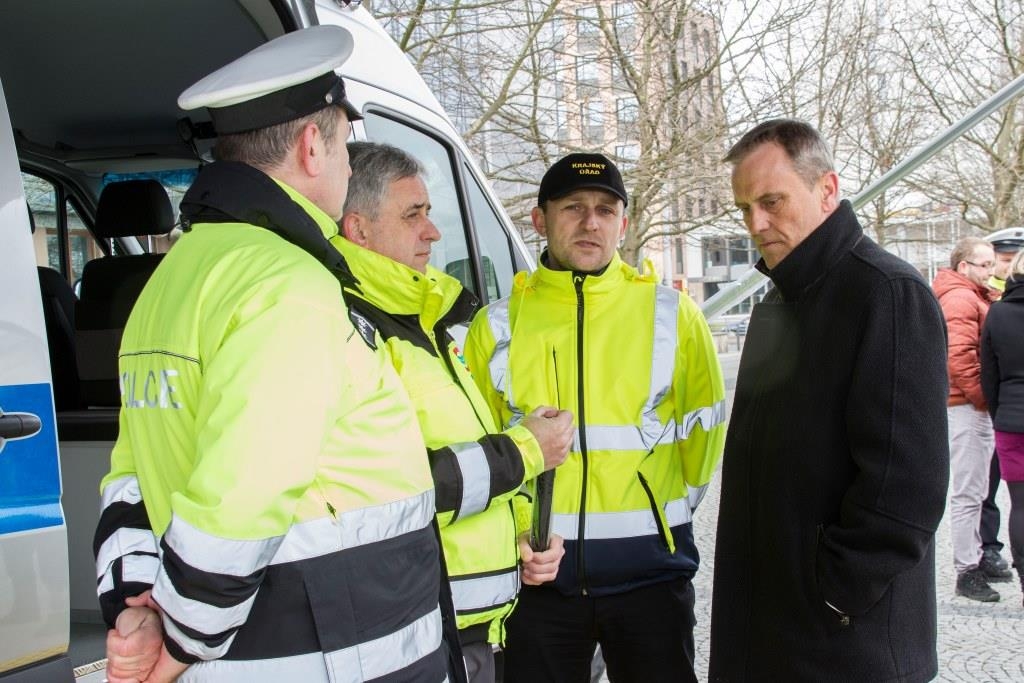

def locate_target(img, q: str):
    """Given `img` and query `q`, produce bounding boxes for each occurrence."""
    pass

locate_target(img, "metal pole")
[700,71,1024,321]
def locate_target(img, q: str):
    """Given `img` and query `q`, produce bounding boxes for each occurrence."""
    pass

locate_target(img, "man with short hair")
[935,236,1005,601]
[711,119,949,681]
[333,141,574,682]
[95,27,453,683]
[465,153,726,682]
[979,228,1024,578]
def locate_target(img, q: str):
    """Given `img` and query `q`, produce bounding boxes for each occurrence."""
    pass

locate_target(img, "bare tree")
[721,0,944,252]
[897,0,1024,233]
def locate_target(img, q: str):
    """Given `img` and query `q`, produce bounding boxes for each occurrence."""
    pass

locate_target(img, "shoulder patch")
[348,308,378,350]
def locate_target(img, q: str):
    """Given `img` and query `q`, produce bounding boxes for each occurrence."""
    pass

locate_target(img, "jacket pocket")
[637,471,676,554]
[815,524,852,634]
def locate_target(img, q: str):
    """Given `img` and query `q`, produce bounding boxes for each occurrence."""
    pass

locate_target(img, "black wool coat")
[981,277,1024,432]
[709,201,950,682]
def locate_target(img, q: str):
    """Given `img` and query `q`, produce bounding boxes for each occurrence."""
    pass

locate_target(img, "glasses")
[963,260,995,269]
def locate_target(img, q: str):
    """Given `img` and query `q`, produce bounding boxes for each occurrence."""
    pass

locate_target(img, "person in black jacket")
[981,248,1024,607]
[709,119,950,681]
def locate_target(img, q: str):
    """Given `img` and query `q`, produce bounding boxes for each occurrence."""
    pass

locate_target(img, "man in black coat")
[708,119,950,682]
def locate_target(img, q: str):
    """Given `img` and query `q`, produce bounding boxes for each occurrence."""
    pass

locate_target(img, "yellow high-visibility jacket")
[95,167,446,681]
[465,252,726,597]
[332,236,544,645]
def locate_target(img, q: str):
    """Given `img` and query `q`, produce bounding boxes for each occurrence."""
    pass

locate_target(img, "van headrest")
[95,180,174,239]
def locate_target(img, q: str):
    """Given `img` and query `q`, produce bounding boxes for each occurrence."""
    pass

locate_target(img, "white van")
[0,2,531,680]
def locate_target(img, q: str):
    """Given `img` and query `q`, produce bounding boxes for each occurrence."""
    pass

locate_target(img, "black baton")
[531,469,555,551]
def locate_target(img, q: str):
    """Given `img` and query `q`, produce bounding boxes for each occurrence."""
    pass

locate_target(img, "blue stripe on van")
[0,382,62,534]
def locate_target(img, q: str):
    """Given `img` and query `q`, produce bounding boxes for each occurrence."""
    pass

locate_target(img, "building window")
[577,6,600,36]
[617,96,639,126]
[674,237,685,270]
[576,56,598,85]
[552,98,567,139]
[615,143,639,164]
[581,99,604,142]
[729,237,753,266]
[703,237,726,267]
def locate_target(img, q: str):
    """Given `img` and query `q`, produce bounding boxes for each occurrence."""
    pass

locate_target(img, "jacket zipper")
[573,274,589,595]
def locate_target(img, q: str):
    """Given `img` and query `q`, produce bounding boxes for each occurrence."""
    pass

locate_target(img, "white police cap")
[178,24,362,135]
[987,227,1024,253]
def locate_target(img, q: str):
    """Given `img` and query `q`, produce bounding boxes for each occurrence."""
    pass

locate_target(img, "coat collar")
[1002,276,1024,302]
[521,250,657,300]
[756,200,863,302]
[330,235,477,327]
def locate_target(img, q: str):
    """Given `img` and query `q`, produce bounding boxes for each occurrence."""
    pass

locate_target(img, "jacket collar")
[523,250,656,300]
[756,200,863,302]
[179,161,356,288]
[1001,276,1024,302]
[330,236,478,328]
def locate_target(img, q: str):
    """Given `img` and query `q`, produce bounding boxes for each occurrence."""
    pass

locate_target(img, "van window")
[361,112,474,292]
[22,173,101,284]
[463,165,516,301]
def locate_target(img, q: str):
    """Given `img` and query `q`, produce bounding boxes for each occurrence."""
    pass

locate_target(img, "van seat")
[76,180,173,408]
[27,202,83,411]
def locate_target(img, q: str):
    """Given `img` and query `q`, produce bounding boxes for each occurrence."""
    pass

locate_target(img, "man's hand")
[106,591,189,682]
[519,532,564,585]
[106,592,163,683]
[521,407,574,471]
[143,646,191,683]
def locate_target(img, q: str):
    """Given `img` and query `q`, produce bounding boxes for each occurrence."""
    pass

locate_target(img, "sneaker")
[980,550,1014,582]
[983,547,1010,571]
[956,568,1000,602]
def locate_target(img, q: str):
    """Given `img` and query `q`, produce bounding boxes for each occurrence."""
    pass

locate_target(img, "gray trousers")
[949,404,995,574]
[463,641,496,683]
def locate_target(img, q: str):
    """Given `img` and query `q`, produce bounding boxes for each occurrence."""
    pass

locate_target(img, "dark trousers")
[503,578,697,683]
[981,449,1005,552]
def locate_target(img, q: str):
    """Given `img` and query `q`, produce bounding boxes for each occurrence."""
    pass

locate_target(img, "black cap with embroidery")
[177,25,362,135]
[538,153,628,207]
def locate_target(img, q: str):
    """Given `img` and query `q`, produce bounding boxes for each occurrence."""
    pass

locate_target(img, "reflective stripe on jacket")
[465,252,725,597]
[332,236,544,645]
[96,174,446,681]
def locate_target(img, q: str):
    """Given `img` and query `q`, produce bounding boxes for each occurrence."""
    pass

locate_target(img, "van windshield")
[102,169,198,212]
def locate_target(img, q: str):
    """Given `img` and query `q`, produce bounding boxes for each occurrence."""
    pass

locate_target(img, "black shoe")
[983,547,1010,571]
[956,568,1000,602]
[980,551,1014,582]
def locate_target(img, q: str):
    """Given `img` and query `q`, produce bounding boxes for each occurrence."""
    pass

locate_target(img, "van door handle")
[0,410,43,443]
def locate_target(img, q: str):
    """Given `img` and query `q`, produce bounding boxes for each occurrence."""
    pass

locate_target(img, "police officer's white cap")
[178,25,362,135]
[987,227,1024,253]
